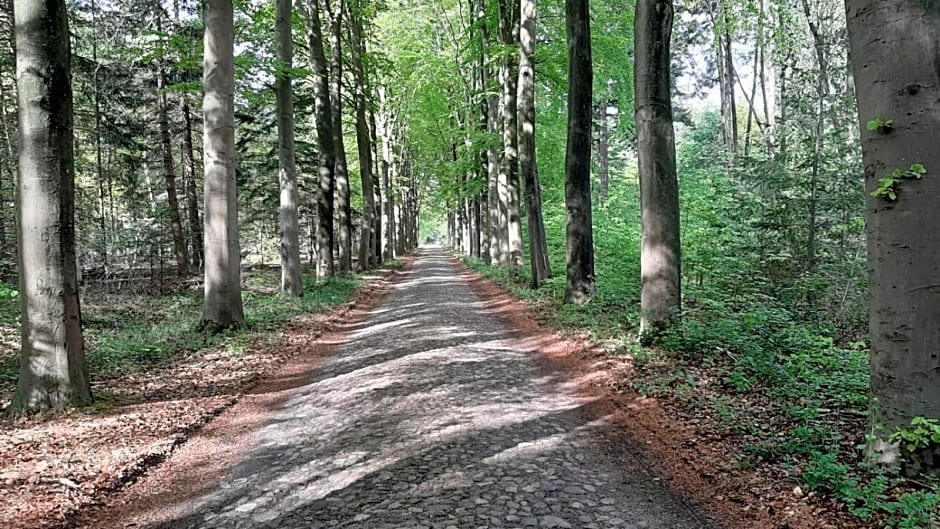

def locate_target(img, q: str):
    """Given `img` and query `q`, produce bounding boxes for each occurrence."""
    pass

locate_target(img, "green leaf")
[909,163,926,176]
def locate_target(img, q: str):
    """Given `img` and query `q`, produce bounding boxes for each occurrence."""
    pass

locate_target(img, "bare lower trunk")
[326,0,352,273]
[635,0,681,341]
[498,0,523,268]
[349,0,375,270]
[307,0,335,277]
[518,0,551,288]
[182,100,203,269]
[563,0,594,304]
[276,0,303,296]
[10,0,91,412]
[201,0,244,330]
[845,0,940,476]
[157,64,190,276]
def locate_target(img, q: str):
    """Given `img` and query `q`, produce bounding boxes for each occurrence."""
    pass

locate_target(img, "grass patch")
[0,266,369,390]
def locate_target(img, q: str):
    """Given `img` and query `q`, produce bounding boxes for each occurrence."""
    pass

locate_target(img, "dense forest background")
[0,0,937,527]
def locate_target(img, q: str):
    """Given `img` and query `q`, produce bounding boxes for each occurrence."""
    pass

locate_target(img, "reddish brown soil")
[0,259,414,529]
[453,256,869,529]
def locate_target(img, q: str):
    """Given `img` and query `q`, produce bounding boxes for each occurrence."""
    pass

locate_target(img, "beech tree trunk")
[182,100,203,269]
[349,0,376,270]
[201,0,244,330]
[498,0,523,269]
[596,102,610,204]
[563,0,595,304]
[276,0,302,296]
[518,0,551,288]
[10,0,92,412]
[845,0,940,475]
[157,67,190,276]
[307,0,335,277]
[635,0,681,341]
[326,0,353,273]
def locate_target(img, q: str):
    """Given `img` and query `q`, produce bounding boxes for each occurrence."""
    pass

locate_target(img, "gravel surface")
[152,249,713,529]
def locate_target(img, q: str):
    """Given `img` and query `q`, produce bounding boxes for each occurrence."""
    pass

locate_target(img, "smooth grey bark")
[845,0,940,475]
[563,0,595,304]
[369,106,382,264]
[326,0,352,273]
[182,99,203,269]
[276,0,302,296]
[498,0,523,269]
[201,0,244,330]
[479,0,502,266]
[635,0,681,341]
[518,0,551,288]
[10,0,92,412]
[307,0,335,277]
[349,0,375,271]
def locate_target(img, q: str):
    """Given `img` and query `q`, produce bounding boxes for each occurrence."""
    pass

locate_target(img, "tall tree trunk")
[563,0,594,304]
[802,0,827,273]
[182,99,203,269]
[326,0,352,273]
[635,0,681,341]
[156,53,190,276]
[349,0,375,270]
[10,0,91,412]
[714,3,738,156]
[201,0,244,330]
[845,0,940,475]
[518,0,551,288]
[276,0,302,296]
[91,0,107,270]
[498,0,523,269]
[307,0,335,277]
[479,0,502,266]
[369,106,382,264]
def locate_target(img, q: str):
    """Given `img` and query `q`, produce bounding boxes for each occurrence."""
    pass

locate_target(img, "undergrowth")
[0,265,383,391]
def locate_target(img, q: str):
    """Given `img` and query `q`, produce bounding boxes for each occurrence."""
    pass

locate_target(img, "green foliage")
[890,417,940,452]
[871,164,927,201]
[866,118,893,131]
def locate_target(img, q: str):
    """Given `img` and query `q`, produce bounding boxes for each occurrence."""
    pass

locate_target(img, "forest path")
[143,248,713,529]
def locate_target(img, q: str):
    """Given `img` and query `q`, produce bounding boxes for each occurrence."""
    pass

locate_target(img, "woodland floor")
[0,248,888,528]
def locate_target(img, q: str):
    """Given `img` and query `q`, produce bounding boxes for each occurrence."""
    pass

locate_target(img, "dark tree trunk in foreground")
[10,0,92,412]
[156,11,190,276]
[518,0,551,288]
[276,0,303,296]
[563,0,594,304]
[327,0,353,273]
[201,0,244,330]
[845,0,940,475]
[349,0,376,270]
[635,0,681,341]
[307,0,335,277]
[182,100,203,269]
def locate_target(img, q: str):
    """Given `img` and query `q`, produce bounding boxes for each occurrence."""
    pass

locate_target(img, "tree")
[201,0,244,329]
[845,0,940,473]
[563,0,594,304]
[349,0,376,271]
[326,0,353,273]
[517,0,551,288]
[497,0,523,268]
[9,0,92,411]
[276,0,303,296]
[635,0,680,341]
[306,0,336,277]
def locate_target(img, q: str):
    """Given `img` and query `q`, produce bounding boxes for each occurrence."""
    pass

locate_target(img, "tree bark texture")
[157,63,191,276]
[276,0,303,296]
[845,0,940,475]
[635,0,681,340]
[326,0,353,273]
[518,0,551,288]
[307,0,336,277]
[498,0,523,268]
[182,100,203,269]
[349,0,375,271]
[201,0,244,329]
[563,0,594,304]
[10,0,92,411]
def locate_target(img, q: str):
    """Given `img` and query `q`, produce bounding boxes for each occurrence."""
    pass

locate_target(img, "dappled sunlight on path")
[136,249,713,529]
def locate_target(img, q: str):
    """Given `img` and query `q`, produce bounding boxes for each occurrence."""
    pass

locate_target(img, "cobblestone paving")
[158,249,714,529]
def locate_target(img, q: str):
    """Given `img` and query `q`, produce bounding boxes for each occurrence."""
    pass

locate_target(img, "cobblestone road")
[158,249,713,529]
